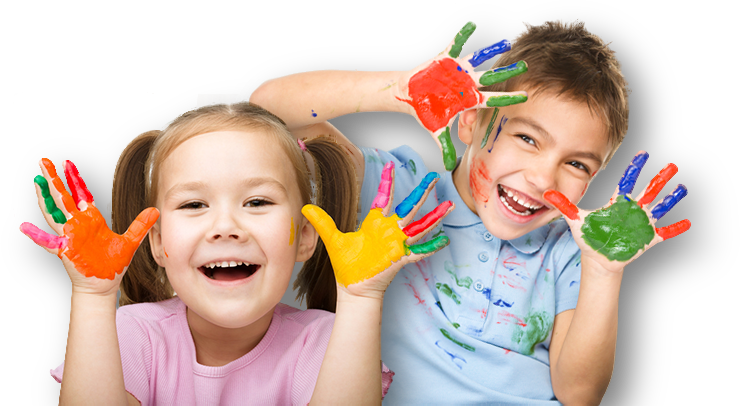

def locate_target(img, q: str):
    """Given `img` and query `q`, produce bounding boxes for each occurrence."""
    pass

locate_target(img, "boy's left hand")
[302,161,454,299]
[543,151,690,273]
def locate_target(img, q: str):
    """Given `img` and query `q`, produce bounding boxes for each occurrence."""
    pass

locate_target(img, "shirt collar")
[436,168,549,254]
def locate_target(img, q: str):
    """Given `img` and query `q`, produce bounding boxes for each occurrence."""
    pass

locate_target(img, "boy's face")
[454,89,611,241]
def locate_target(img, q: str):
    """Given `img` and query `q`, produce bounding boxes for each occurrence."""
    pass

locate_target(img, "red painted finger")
[20,222,68,250]
[41,158,78,214]
[655,219,691,240]
[402,200,453,238]
[64,160,94,208]
[543,190,579,220]
[637,163,678,207]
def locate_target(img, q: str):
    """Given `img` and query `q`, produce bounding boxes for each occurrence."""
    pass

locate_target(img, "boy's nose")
[524,161,557,192]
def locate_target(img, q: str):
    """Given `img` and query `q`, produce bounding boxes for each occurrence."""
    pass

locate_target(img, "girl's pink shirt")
[51,297,393,405]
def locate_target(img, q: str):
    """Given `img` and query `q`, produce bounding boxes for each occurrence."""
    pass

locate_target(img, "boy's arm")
[545,152,690,404]
[250,70,409,189]
[548,262,621,404]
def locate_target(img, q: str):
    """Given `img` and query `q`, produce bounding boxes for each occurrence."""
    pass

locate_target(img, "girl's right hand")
[395,21,529,171]
[20,159,158,296]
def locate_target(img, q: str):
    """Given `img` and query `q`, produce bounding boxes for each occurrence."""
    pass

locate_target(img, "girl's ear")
[457,109,479,146]
[148,224,166,268]
[296,216,319,262]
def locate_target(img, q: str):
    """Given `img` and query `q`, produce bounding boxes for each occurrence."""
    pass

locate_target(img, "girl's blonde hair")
[112,102,357,312]
[480,21,629,165]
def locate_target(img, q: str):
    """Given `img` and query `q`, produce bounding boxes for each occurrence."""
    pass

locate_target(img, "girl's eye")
[245,198,273,208]
[178,202,205,209]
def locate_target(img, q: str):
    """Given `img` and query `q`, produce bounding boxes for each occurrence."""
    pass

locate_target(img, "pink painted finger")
[637,163,678,207]
[371,161,395,210]
[402,200,453,238]
[543,190,580,220]
[122,208,160,245]
[20,222,68,250]
[655,219,691,240]
[64,160,94,208]
[41,158,78,214]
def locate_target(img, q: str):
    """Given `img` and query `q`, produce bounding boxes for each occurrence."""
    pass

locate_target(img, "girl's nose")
[207,211,247,242]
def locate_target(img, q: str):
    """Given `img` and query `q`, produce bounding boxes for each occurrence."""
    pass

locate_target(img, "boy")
[251,21,689,404]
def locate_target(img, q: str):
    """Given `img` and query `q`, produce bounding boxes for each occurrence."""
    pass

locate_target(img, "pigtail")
[294,137,358,312]
[113,130,173,306]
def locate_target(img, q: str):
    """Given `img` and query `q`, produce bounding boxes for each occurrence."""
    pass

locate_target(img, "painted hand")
[543,151,690,271]
[396,21,529,171]
[20,159,158,292]
[302,161,454,297]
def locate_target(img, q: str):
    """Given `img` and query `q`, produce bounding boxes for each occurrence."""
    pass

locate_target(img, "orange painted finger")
[41,158,77,214]
[122,208,160,246]
[655,219,691,240]
[543,190,580,220]
[637,163,678,207]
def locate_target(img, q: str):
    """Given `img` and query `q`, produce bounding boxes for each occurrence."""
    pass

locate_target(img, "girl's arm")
[304,162,453,404]
[64,291,140,405]
[20,159,157,405]
[311,292,385,404]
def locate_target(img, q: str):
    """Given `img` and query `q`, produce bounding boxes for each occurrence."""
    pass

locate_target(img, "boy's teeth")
[500,195,532,216]
[500,185,543,210]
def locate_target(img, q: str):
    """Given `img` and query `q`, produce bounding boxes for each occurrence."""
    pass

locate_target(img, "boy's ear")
[457,109,479,146]
[148,224,166,268]
[296,216,319,262]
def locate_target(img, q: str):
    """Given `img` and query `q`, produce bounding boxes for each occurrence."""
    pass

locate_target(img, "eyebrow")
[164,177,289,201]
[507,116,605,164]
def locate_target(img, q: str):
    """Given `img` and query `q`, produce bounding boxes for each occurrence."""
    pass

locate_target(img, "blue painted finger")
[617,151,649,195]
[650,184,688,220]
[468,39,511,68]
[395,172,440,218]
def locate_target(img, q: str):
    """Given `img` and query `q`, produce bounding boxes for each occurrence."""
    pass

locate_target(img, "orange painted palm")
[20,159,158,293]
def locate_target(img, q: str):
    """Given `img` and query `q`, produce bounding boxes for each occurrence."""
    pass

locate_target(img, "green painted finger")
[486,93,528,107]
[479,61,528,86]
[409,235,450,255]
[448,22,476,58]
[438,127,457,171]
[34,175,66,224]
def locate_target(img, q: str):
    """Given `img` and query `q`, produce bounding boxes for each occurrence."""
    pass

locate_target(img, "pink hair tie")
[297,138,308,151]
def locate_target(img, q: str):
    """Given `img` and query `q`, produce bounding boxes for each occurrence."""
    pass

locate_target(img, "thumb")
[123,207,160,245]
[301,204,339,244]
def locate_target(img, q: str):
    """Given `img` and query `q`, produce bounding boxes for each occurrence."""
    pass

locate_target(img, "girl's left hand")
[302,161,454,299]
[543,151,690,273]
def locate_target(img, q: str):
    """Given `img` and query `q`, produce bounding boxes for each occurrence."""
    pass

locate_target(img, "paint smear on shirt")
[512,310,553,356]
[436,282,461,304]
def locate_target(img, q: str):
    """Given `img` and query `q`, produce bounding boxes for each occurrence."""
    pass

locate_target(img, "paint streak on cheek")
[289,217,295,246]
[469,158,493,204]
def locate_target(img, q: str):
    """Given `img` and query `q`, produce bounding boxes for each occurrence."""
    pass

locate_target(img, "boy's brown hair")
[113,102,357,312]
[480,21,629,165]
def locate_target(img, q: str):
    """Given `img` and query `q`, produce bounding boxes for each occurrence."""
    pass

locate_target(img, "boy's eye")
[517,134,535,145]
[567,161,589,173]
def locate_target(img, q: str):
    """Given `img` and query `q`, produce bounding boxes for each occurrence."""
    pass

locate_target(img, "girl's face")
[149,130,316,330]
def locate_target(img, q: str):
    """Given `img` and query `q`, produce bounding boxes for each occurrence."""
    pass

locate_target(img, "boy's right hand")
[20,159,158,296]
[396,21,529,171]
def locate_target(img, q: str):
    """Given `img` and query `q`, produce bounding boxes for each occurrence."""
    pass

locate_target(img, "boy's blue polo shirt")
[360,146,582,405]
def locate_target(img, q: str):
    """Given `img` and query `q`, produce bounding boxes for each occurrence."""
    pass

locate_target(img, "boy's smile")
[455,90,611,240]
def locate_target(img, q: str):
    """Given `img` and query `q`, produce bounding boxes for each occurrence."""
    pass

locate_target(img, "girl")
[21,102,452,405]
